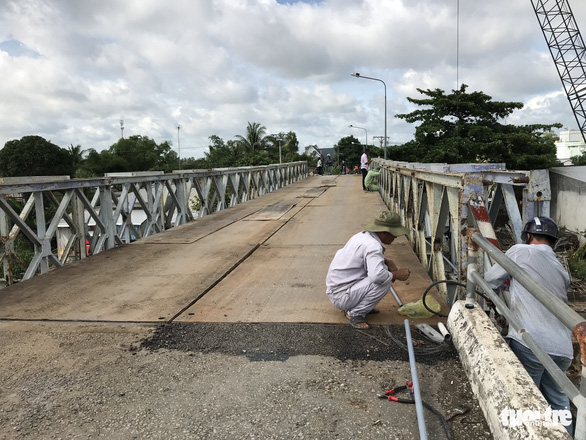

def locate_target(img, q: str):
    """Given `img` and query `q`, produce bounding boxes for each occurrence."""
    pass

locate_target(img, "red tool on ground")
[378,381,415,404]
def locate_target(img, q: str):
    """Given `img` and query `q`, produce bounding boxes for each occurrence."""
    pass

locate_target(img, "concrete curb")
[447,301,571,439]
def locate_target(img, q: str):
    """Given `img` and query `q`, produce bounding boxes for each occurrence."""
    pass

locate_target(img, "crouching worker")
[325,211,411,329]
[365,167,381,191]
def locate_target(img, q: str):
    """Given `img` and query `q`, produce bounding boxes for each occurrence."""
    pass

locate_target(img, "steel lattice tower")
[532,0,586,141]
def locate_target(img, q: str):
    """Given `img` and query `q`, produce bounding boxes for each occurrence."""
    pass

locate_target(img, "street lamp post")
[348,124,367,152]
[351,72,387,159]
[271,133,284,164]
[177,124,181,160]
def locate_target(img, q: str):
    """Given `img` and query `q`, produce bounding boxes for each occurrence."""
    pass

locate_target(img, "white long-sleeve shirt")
[360,153,369,170]
[484,243,572,359]
[326,231,393,295]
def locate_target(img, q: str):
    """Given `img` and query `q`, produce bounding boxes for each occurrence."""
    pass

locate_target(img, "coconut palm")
[234,122,268,155]
[68,144,85,173]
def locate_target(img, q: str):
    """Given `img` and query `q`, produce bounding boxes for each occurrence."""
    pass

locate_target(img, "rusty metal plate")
[138,179,320,244]
[299,188,327,198]
[176,245,338,323]
[266,183,385,247]
[319,178,337,187]
[140,203,262,244]
[245,199,299,221]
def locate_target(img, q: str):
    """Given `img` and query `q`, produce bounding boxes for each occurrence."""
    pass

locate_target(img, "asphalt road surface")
[0,320,492,440]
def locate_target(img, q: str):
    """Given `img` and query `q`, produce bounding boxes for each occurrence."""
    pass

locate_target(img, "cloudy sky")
[1,0,585,160]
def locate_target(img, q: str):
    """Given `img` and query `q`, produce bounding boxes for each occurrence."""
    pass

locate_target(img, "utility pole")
[120,119,124,139]
[372,136,389,151]
[271,133,284,164]
[177,124,181,168]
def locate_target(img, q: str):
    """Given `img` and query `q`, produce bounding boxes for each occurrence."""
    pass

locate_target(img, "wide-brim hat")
[364,211,409,236]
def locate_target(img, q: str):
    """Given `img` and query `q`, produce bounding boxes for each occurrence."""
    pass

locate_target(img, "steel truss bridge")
[0,162,307,285]
[1,159,549,303]
[373,159,551,304]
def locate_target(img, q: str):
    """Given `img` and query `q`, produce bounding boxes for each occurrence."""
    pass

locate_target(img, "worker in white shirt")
[484,216,572,434]
[325,211,411,329]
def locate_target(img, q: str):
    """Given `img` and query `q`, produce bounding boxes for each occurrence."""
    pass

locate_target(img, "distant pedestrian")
[360,149,370,191]
[341,160,346,175]
[325,154,333,175]
[317,157,323,176]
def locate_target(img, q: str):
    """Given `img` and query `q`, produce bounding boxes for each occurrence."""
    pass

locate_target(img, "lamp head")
[351,73,360,77]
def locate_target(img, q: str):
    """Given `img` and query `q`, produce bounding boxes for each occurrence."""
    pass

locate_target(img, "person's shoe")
[345,314,370,329]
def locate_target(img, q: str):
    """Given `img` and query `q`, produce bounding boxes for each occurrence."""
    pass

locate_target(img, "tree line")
[0,123,307,178]
[1,84,584,178]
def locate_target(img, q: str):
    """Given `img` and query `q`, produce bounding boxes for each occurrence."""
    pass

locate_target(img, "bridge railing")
[0,162,308,286]
[371,159,551,304]
[467,233,586,439]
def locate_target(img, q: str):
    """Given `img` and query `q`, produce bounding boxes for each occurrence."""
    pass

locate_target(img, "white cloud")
[0,0,586,161]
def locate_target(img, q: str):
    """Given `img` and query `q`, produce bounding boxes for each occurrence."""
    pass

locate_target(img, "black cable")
[422,280,494,317]
[383,394,454,440]
[422,400,454,440]
[422,280,466,318]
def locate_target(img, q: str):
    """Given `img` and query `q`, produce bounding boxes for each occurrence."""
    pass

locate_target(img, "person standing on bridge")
[325,211,411,329]
[484,216,573,432]
[325,154,333,175]
[360,149,370,191]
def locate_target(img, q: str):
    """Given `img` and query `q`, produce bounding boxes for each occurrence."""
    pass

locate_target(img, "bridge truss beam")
[0,162,308,286]
[373,160,551,304]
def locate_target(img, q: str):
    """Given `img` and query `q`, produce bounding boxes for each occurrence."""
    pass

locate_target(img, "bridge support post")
[448,301,572,439]
[33,192,49,275]
[0,203,13,285]
[523,169,551,223]
[99,185,116,250]
[71,191,86,260]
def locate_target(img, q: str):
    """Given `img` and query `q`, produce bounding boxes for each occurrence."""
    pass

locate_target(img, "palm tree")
[234,122,268,154]
[68,144,85,176]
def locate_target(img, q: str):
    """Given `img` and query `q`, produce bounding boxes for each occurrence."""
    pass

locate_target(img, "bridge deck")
[0,174,447,325]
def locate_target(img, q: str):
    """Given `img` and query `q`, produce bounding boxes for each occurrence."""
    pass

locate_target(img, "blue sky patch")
[0,39,40,58]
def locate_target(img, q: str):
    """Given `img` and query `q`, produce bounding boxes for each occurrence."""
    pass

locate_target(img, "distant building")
[304,145,337,159]
[556,129,586,165]
[304,144,320,157]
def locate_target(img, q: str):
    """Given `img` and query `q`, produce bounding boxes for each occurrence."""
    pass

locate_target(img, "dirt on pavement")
[0,320,492,440]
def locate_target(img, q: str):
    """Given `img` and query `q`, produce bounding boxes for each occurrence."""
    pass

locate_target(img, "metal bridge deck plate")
[244,199,300,221]
[178,175,447,325]
[176,235,447,325]
[0,175,446,326]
